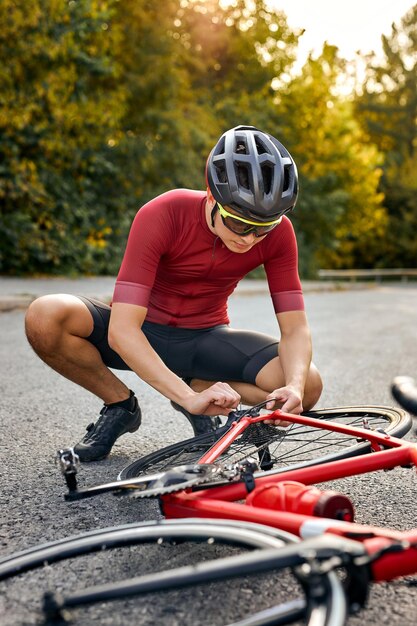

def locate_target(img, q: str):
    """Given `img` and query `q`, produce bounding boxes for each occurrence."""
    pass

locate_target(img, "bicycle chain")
[128,464,223,499]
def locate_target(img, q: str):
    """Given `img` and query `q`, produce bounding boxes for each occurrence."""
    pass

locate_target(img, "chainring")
[128,464,222,498]
[65,464,221,501]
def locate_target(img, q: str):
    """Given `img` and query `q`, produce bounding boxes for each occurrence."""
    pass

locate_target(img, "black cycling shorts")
[77,296,279,385]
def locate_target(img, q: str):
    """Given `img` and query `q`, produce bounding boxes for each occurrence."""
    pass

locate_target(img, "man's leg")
[25,294,129,402]
[25,294,141,461]
[187,325,323,412]
[190,358,323,410]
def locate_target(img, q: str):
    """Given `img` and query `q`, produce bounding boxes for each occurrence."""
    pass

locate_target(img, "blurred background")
[1,0,416,279]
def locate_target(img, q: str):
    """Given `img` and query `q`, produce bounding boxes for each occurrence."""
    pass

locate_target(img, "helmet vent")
[235,141,248,154]
[235,142,250,189]
[217,164,227,183]
[254,136,268,155]
[262,165,273,195]
[237,164,250,189]
[283,165,290,192]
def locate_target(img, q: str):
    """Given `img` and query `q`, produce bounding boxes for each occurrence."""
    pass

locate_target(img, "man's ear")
[206,187,215,206]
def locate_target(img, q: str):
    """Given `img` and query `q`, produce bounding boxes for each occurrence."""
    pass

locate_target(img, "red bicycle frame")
[161,409,417,582]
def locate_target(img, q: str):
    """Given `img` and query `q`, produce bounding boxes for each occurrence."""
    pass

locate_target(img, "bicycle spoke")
[119,406,411,480]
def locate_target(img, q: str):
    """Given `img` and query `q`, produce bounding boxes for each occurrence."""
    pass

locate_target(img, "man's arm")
[266,310,312,414]
[108,302,240,416]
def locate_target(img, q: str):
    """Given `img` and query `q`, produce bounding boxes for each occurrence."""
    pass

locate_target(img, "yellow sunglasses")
[217,203,282,237]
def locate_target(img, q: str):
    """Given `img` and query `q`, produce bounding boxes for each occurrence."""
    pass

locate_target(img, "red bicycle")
[1,397,416,625]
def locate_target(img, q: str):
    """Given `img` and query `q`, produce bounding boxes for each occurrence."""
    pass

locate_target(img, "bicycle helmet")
[206,125,298,222]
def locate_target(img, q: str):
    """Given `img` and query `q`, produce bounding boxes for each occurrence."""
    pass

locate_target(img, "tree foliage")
[0,0,129,274]
[1,0,416,275]
[355,3,417,267]
[275,44,386,274]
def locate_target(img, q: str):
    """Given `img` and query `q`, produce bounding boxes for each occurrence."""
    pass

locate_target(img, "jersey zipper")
[206,236,220,277]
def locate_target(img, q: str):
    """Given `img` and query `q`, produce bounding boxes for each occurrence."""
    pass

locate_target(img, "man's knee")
[25,294,89,356]
[303,364,323,410]
[25,295,65,354]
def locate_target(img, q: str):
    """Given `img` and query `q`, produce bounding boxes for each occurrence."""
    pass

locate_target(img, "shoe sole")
[125,411,142,434]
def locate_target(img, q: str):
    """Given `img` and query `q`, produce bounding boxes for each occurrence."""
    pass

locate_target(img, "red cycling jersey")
[113,189,304,328]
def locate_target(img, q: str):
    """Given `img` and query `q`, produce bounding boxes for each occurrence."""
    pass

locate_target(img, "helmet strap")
[210,204,218,228]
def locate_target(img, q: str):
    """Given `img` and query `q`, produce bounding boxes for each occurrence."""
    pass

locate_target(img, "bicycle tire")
[391,376,417,416]
[0,519,346,626]
[0,519,295,580]
[119,405,411,480]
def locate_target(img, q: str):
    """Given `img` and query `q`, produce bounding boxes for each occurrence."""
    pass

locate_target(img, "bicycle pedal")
[56,448,80,493]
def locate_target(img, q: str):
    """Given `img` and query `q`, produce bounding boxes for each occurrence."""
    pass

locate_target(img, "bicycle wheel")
[119,406,411,480]
[391,376,417,416]
[0,519,346,626]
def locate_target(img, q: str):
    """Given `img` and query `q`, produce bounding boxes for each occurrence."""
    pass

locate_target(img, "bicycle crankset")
[57,452,222,501]
[126,464,222,499]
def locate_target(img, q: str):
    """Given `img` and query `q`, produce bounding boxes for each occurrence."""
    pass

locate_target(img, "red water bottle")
[246,481,354,521]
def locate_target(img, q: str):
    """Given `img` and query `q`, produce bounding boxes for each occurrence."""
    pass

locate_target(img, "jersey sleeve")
[263,217,305,314]
[112,193,176,308]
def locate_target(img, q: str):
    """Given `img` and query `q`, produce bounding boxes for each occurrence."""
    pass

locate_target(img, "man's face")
[207,193,275,253]
[214,206,264,253]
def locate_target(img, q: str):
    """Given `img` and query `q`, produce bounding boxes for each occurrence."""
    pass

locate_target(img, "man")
[25,125,322,462]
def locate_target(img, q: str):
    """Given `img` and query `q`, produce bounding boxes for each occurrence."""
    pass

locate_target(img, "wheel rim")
[119,406,410,479]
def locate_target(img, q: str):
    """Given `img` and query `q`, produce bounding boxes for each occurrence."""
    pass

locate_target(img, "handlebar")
[391,376,417,416]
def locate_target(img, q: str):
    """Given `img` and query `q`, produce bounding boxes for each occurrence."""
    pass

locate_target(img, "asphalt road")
[1,284,417,625]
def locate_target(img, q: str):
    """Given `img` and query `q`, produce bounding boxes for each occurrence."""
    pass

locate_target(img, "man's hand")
[183,382,241,416]
[264,386,303,425]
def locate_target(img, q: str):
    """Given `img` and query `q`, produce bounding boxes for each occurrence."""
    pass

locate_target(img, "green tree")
[276,45,386,275]
[110,0,215,207]
[175,0,300,131]
[355,3,417,267]
[0,0,129,274]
